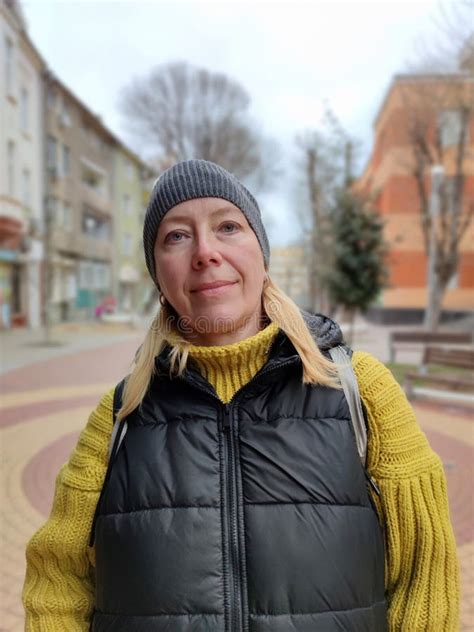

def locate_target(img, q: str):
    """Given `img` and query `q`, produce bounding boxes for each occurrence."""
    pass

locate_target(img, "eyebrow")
[160,205,239,226]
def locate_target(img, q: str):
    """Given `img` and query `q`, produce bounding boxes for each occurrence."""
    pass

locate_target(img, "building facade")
[112,149,148,314]
[44,78,119,322]
[357,72,474,322]
[0,0,43,329]
[269,244,309,308]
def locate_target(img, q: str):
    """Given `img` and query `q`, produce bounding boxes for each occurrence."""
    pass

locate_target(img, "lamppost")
[424,164,445,331]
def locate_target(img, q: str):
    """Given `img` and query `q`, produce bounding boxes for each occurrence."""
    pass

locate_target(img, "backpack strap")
[108,379,128,460]
[328,345,367,467]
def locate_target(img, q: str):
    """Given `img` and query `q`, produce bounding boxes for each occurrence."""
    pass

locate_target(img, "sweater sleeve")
[352,351,460,632]
[22,387,115,632]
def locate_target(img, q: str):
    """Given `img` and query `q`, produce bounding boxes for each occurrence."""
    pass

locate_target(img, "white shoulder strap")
[108,381,128,460]
[328,345,367,466]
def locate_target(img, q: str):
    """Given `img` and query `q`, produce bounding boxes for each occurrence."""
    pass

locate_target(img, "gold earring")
[159,292,167,306]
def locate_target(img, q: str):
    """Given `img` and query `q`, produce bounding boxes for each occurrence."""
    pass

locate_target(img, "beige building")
[0,0,44,328]
[269,244,309,308]
[44,78,117,322]
[112,149,153,314]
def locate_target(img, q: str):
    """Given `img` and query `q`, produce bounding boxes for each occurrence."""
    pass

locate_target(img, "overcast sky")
[22,0,446,245]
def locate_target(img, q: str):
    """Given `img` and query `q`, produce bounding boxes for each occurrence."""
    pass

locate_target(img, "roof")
[373,72,473,129]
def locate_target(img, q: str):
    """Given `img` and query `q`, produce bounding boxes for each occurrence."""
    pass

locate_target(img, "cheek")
[232,250,265,291]
[155,254,183,293]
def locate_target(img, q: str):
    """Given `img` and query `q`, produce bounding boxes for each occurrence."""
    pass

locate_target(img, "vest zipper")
[221,404,243,632]
[180,357,299,632]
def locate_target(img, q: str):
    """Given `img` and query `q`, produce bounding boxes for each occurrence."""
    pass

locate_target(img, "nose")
[191,234,223,270]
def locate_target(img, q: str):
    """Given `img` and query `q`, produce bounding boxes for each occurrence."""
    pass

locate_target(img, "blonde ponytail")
[263,278,341,388]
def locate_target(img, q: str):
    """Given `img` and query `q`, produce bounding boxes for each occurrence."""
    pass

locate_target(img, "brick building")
[356,72,473,323]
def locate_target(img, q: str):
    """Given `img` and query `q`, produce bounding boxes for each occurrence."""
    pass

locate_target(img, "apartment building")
[0,0,43,328]
[44,78,117,322]
[113,149,152,313]
[356,71,474,323]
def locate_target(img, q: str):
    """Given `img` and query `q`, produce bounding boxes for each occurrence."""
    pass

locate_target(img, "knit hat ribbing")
[143,159,270,287]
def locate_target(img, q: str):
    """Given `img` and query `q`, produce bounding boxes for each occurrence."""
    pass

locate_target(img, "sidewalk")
[0,319,149,374]
[0,319,472,631]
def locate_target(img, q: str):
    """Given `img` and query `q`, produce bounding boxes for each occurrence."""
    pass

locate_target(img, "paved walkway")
[0,323,472,631]
[0,318,149,374]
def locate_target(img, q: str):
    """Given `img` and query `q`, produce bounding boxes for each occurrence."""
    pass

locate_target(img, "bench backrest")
[391,331,472,344]
[423,346,474,370]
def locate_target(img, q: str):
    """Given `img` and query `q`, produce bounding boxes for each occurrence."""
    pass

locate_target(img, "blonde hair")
[117,277,341,422]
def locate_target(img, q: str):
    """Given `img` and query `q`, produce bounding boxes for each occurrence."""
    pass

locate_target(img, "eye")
[220,222,239,233]
[165,231,186,244]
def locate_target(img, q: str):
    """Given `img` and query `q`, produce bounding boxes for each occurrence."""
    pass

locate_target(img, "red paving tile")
[425,428,474,546]
[22,431,80,517]
[0,337,141,393]
[0,394,106,429]
[2,336,473,631]
[415,400,474,420]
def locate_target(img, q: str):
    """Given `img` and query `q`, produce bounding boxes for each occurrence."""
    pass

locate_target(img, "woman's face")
[154,197,267,345]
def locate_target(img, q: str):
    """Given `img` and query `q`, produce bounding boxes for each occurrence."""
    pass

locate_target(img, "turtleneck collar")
[187,321,280,404]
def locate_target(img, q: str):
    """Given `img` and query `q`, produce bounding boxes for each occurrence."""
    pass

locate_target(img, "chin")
[191,304,247,334]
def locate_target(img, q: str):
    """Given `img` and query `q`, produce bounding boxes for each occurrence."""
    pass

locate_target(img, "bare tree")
[120,61,276,188]
[294,109,355,314]
[401,4,473,330]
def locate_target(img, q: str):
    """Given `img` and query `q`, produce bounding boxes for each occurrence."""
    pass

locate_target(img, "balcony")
[78,233,112,261]
[81,183,111,215]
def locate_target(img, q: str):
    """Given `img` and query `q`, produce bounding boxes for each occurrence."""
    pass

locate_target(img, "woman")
[23,159,459,631]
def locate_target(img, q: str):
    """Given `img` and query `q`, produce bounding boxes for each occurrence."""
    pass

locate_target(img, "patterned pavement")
[0,332,472,631]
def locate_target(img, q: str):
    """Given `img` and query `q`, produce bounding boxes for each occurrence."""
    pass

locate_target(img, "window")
[59,98,72,126]
[125,160,134,179]
[20,87,29,130]
[63,201,73,231]
[79,261,94,288]
[47,135,57,168]
[47,197,58,223]
[21,169,30,209]
[62,144,70,175]
[439,110,465,147]
[66,272,77,299]
[123,193,131,215]
[122,233,133,255]
[7,141,15,196]
[82,207,110,239]
[5,37,14,93]
[81,163,106,196]
[47,87,57,109]
[94,264,110,289]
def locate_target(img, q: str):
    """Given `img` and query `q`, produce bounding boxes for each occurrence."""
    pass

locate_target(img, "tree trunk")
[424,274,445,331]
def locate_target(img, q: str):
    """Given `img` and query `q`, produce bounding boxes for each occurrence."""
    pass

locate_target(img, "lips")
[191,281,237,292]
[191,281,237,296]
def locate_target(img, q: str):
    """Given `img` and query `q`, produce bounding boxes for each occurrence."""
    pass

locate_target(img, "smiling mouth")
[191,281,238,296]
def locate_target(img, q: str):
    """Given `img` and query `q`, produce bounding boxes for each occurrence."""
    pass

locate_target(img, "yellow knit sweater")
[23,323,460,631]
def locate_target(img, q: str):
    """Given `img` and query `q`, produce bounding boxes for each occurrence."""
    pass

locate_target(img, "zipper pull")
[220,407,231,433]
[364,469,381,497]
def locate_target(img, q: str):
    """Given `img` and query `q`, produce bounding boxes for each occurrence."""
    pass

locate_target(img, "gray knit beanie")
[143,159,270,288]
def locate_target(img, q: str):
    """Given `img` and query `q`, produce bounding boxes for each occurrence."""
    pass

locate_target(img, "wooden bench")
[404,346,474,399]
[389,331,472,363]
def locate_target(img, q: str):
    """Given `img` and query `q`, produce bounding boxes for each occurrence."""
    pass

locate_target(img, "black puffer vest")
[91,313,387,631]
